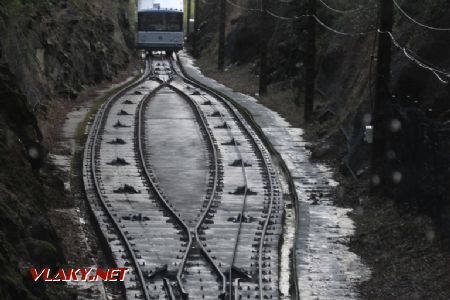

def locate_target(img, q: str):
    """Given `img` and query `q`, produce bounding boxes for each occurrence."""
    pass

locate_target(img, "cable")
[264,7,376,36]
[226,0,261,11]
[223,0,374,36]
[393,0,450,31]
[318,0,363,14]
[312,14,375,36]
[265,9,375,36]
[379,30,450,83]
[406,48,449,75]
[266,9,309,21]
[223,0,307,21]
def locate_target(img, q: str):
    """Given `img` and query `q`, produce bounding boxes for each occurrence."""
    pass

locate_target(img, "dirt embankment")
[0,1,137,298]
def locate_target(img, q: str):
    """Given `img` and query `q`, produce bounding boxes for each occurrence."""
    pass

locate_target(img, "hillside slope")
[194,0,450,229]
[192,0,450,298]
[0,1,136,298]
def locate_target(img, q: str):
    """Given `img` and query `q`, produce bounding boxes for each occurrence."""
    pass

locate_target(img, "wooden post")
[371,0,393,192]
[304,0,316,123]
[218,0,226,70]
[259,0,268,96]
[187,0,191,35]
[193,0,200,57]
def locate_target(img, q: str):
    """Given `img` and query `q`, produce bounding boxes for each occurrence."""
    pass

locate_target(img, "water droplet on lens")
[392,171,402,183]
[390,119,401,132]
[363,114,372,125]
[386,150,396,160]
[28,147,39,159]
[371,175,380,186]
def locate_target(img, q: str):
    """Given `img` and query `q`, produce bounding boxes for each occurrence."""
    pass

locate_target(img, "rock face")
[0,1,135,105]
[0,1,136,299]
[0,64,68,300]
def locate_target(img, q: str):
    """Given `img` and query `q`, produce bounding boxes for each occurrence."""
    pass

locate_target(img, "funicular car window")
[139,12,165,31]
[166,13,182,31]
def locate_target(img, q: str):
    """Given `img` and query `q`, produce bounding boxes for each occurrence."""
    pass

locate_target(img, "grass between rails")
[74,73,142,144]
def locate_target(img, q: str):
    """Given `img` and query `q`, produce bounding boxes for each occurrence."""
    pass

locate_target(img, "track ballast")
[83,55,284,300]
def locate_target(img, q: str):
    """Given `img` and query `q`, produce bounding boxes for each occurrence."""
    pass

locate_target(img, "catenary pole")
[371,0,394,193]
[304,0,316,123]
[218,0,226,70]
[187,0,191,35]
[259,0,268,96]
[193,0,200,57]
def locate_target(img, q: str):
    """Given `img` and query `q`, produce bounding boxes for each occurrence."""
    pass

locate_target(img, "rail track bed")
[83,56,284,300]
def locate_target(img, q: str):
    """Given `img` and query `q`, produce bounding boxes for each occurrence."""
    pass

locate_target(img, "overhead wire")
[392,0,450,32]
[223,0,450,84]
[312,14,375,36]
[265,9,309,21]
[318,0,363,14]
[225,0,261,11]
[226,0,376,35]
[380,30,450,83]
[265,11,376,36]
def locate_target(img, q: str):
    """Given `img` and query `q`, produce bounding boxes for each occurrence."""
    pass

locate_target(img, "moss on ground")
[70,69,142,182]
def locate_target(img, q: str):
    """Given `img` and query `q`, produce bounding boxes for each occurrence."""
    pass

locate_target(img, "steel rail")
[83,59,152,300]
[167,83,227,299]
[84,53,282,300]
[223,123,249,300]
[197,92,250,300]
[226,121,249,300]
[174,55,300,300]
[172,55,278,300]
[163,278,177,300]
[136,83,193,299]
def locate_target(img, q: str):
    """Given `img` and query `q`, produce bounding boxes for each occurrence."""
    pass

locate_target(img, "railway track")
[171,57,283,300]
[83,55,283,300]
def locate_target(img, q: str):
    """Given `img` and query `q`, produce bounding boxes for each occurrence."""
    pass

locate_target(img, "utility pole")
[259,0,268,96]
[304,0,316,123]
[218,0,226,70]
[193,0,200,57]
[187,0,191,35]
[371,0,393,193]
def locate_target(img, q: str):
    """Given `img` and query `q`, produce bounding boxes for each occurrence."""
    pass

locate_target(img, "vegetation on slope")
[0,0,137,298]
[193,0,450,297]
